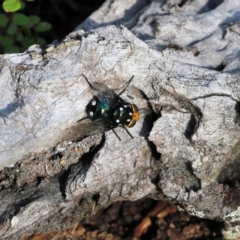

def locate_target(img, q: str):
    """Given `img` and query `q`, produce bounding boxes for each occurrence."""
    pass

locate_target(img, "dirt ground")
[22,198,224,240]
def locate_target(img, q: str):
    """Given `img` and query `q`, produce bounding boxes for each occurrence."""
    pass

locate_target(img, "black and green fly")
[82,74,140,140]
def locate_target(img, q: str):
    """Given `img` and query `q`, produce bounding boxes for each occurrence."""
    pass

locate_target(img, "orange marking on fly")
[127,104,140,128]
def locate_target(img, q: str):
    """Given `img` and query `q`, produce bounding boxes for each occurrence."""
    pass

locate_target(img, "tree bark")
[1,0,240,239]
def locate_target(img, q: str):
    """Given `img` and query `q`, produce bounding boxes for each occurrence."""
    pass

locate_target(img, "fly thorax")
[86,97,112,120]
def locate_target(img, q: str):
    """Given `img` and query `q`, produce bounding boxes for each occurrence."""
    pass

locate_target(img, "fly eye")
[131,104,139,113]
[132,112,140,121]
[127,119,136,128]
[126,104,140,128]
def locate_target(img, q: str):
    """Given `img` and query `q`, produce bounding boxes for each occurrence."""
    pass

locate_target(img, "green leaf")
[6,22,17,35]
[35,22,51,32]
[36,37,45,45]
[22,26,32,38]
[3,0,21,12]
[12,13,30,26]
[21,36,35,48]
[16,33,23,41]
[28,15,40,25]
[20,1,25,10]
[0,36,14,47]
[0,14,8,27]
[4,45,20,53]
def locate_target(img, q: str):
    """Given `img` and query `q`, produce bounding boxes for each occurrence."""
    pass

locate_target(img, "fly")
[82,74,140,140]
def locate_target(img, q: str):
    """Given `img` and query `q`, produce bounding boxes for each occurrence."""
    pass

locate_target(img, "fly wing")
[78,119,113,139]
[90,82,116,96]
[82,119,110,136]
[90,82,123,108]
[61,118,113,142]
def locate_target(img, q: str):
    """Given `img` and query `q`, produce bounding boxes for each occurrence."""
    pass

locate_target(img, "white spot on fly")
[129,112,132,116]
[127,119,131,122]
[89,111,94,116]
[91,100,96,106]
[120,107,123,111]
[116,119,120,123]
[123,105,127,108]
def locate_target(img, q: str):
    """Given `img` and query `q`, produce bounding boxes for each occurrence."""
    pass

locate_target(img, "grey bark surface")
[1,0,240,239]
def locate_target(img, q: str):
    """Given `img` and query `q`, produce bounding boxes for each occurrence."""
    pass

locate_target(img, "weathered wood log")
[1,0,240,239]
